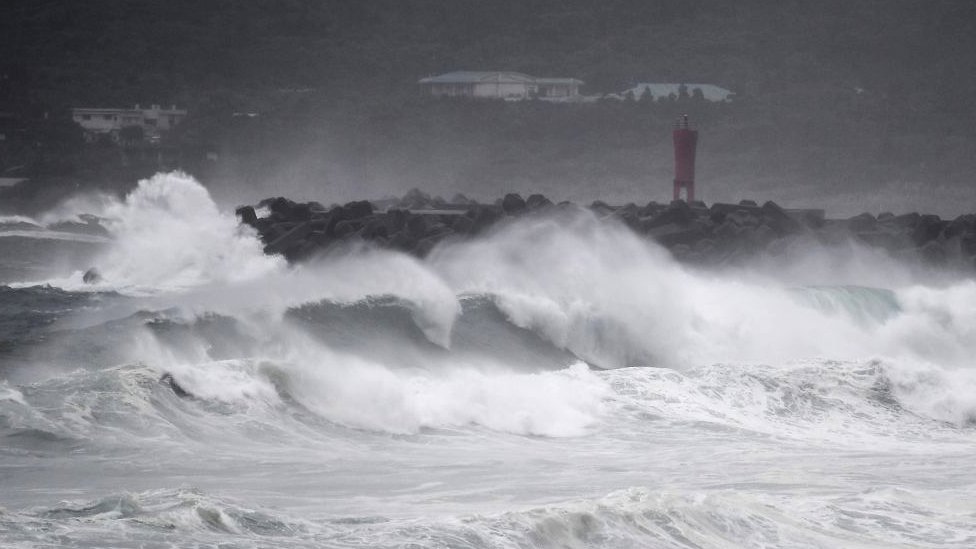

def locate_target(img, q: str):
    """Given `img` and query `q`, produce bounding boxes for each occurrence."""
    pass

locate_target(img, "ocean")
[1,172,974,548]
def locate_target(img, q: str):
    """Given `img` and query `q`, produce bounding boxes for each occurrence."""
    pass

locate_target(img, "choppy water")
[1,173,975,548]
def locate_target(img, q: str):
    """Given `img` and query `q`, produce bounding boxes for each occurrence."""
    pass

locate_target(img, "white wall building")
[418,71,583,101]
[71,104,187,142]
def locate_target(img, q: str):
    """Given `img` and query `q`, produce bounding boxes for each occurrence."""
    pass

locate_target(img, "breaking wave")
[3,172,975,429]
[3,172,976,548]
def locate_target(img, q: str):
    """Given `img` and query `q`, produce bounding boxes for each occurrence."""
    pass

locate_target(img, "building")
[71,104,187,143]
[418,71,583,101]
[611,83,735,102]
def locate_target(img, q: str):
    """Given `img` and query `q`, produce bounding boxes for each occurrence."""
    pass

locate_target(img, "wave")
[4,171,976,441]
[790,285,901,325]
[441,485,976,549]
[2,483,972,549]
[0,214,42,227]
[16,172,284,293]
[14,172,975,366]
[4,347,973,458]
[0,488,308,547]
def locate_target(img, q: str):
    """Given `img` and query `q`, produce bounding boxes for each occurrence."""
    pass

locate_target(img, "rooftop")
[419,71,536,84]
[419,71,583,85]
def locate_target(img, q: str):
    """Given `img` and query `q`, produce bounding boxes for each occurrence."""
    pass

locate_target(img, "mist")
[3,4,976,548]
[2,1,975,217]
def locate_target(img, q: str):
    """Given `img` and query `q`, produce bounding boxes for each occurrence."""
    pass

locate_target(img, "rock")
[422,222,452,240]
[710,202,761,223]
[469,205,503,233]
[343,200,374,219]
[639,201,664,217]
[945,214,976,239]
[320,206,351,236]
[847,212,877,232]
[289,238,321,261]
[694,238,717,255]
[451,215,475,234]
[252,217,273,236]
[287,203,311,221]
[793,209,826,229]
[265,221,312,256]
[962,234,976,256]
[501,193,526,215]
[235,205,258,226]
[911,214,945,245]
[259,197,300,219]
[82,268,101,284]
[308,230,332,247]
[919,240,947,265]
[653,200,695,228]
[646,223,705,247]
[244,191,976,273]
[405,214,431,239]
[855,230,909,251]
[359,216,390,239]
[333,219,363,238]
[713,219,739,240]
[893,212,920,228]
[751,224,777,247]
[386,209,408,232]
[526,194,553,210]
[401,188,432,209]
[415,232,451,257]
[615,209,642,231]
[589,200,615,217]
[261,221,296,244]
[761,201,802,235]
[727,209,760,228]
[388,230,418,252]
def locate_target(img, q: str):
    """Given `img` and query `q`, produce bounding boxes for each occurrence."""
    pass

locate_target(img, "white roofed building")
[71,104,187,143]
[418,71,583,101]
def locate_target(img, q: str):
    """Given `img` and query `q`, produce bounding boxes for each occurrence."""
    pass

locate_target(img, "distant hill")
[2,0,975,216]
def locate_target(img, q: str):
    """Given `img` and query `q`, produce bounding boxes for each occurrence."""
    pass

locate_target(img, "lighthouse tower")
[672,114,698,202]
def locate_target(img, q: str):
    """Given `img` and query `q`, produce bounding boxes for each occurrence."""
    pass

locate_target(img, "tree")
[678,83,690,102]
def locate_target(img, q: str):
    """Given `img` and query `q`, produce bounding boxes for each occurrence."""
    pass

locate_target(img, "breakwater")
[238,189,976,271]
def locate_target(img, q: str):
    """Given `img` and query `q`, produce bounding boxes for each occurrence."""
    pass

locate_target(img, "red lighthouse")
[672,114,698,202]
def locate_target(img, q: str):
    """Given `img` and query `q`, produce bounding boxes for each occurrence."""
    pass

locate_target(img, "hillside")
[2,0,975,215]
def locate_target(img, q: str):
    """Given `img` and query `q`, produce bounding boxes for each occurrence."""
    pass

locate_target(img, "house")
[611,83,735,102]
[71,104,187,143]
[418,71,583,101]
